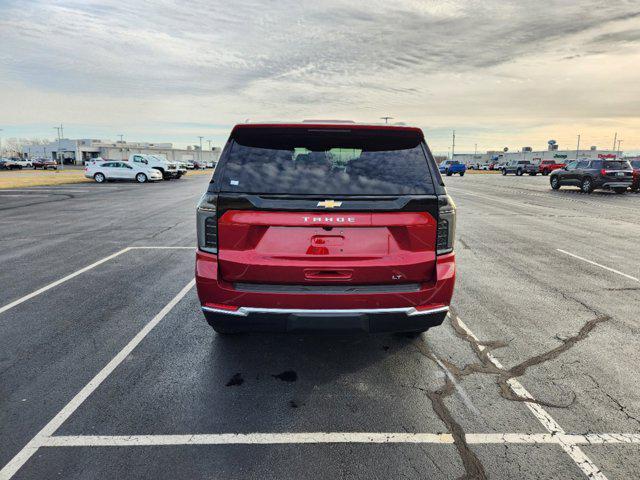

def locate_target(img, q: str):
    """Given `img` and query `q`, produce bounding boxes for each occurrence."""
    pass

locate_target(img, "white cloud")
[0,0,639,152]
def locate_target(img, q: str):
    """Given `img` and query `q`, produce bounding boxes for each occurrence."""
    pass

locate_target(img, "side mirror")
[142,160,148,164]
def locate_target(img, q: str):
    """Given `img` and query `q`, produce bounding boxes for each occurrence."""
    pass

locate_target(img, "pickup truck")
[538,159,566,175]
[149,155,187,177]
[32,158,58,170]
[502,160,537,176]
[8,158,33,168]
[128,154,182,180]
[438,160,466,176]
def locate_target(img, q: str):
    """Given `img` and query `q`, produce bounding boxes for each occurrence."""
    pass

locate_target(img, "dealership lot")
[1,174,639,479]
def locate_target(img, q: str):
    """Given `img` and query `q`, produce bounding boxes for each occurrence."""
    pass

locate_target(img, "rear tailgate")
[217,210,437,286]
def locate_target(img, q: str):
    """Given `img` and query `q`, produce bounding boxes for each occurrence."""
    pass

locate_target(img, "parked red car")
[539,159,566,175]
[195,122,456,334]
[32,158,58,170]
[631,160,640,192]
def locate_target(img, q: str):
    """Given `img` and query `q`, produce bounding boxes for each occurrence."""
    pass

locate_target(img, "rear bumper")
[195,250,455,333]
[599,181,632,188]
[202,305,449,333]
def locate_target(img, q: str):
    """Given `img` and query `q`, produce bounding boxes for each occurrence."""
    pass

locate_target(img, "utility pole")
[0,128,3,157]
[60,123,64,139]
[198,136,204,166]
[53,126,62,169]
[207,139,212,151]
[380,116,393,124]
[474,143,477,156]
[118,134,124,142]
[451,130,456,160]
[612,132,617,151]
[576,134,580,160]
[616,139,623,157]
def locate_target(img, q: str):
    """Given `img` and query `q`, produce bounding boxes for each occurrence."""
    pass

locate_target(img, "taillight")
[196,193,218,253]
[600,169,607,176]
[436,195,456,255]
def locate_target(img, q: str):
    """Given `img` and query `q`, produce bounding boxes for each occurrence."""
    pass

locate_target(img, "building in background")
[454,143,622,167]
[22,139,221,165]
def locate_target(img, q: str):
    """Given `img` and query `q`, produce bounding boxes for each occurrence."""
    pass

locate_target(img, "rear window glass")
[603,160,630,169]
[219,128,435,195]
[631,160,640,168]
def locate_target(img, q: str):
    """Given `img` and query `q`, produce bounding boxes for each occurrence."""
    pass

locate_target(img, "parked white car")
[85,161,162,183]
[13,158,33,168]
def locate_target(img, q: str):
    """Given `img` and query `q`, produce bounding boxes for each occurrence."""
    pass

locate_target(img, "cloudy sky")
[1,0,639,154]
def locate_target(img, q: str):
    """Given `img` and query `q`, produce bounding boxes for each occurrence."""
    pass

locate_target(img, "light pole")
[118,134,124,142]
[616,139,623,157]
[451,130,456,160]
[576,134,580,161]
[198,136,204,167]
[207,139,212,151]
[0,128,3,157]
[380,116,393,124]
[53,126,62,169]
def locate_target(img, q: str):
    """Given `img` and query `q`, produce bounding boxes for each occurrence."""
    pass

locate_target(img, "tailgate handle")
[304,269,353,280]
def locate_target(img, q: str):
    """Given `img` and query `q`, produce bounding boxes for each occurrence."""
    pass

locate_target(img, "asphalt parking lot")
[1,173,639,479]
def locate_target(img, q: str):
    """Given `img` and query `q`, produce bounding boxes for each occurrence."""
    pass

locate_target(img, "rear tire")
[502,169,507,176]
[446,169,452,176]
[94,172,106,183]
[516,169,523,176]
[550,176,561,190]
[580,177,594,193]
[459,172,465,177]
[136,173,148,183]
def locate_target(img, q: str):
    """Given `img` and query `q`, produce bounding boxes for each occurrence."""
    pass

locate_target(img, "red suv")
[195,122,456,334]
[631,160,640,192]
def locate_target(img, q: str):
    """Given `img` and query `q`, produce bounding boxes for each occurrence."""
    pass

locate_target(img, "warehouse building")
[22,139,220,165]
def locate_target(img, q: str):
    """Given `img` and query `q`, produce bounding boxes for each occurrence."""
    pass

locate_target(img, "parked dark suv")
[550,159,634,194]
[195,122,456,334]
[502,160,537,176]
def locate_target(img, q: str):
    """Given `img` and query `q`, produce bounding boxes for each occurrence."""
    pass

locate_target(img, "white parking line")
[128,246,194,250]
[0,247,132,316]
[37,432,640,448]
[454,316,609,480]
[0,246,194,317]
[557,249,639,282]
[0,280,195,480]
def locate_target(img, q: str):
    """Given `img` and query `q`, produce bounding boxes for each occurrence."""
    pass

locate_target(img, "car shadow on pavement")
[199,330,444,433]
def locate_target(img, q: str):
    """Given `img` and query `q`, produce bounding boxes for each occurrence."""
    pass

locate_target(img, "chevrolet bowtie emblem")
[317,200,342,208]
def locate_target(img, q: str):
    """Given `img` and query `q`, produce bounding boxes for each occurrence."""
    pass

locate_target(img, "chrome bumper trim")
[202,305,449,317]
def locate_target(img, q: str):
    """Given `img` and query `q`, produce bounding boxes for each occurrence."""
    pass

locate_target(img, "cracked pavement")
[1,174,639,479]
